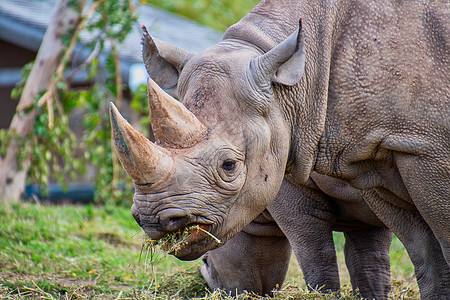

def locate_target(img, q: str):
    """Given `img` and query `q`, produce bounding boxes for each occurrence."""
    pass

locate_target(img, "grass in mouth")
[143,225,221,256]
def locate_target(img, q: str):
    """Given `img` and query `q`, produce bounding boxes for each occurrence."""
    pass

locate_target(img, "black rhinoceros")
[109,0,449,298]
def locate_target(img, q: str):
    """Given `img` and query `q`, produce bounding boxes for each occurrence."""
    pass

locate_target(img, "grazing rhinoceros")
[109,0,450,298]
[201,174,392,298]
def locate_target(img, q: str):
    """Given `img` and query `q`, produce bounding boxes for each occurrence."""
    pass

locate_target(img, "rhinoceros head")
[110,21,305,260]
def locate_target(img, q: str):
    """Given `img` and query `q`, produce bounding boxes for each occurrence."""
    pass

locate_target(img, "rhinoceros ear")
[250,18,305,87]
[141,25,194,90]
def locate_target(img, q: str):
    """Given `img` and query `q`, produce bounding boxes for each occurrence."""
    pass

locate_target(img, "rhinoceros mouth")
[153,224,221,255]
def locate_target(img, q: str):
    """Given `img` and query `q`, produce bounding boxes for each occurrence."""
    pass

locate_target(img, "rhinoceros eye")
[221,160,236,171]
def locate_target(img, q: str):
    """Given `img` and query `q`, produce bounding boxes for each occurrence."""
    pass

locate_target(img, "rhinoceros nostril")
[158,214,191,233]
[167,217,187,230]
[169,217,182,226]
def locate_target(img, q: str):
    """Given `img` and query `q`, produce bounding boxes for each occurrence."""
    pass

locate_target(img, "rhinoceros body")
[110,0,449,298]
[202,174,392,298]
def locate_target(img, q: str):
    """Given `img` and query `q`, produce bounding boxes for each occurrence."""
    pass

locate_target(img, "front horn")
[147,77,207,148]
[109,102,173,186]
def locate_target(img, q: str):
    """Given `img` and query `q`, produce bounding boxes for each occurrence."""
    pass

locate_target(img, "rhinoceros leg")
[201,230,291,296]
[362,189,450,299]
[268,179,341,293]
[395,155,450,266]
[269,178,393,299]
[343,227,392,300]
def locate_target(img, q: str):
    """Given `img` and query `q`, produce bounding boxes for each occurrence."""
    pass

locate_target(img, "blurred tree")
[0,0,86,202]
[0,0,137,204]
[143,0,259,32]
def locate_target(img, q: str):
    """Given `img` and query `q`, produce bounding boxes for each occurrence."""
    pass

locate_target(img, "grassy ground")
[0,202,419,299]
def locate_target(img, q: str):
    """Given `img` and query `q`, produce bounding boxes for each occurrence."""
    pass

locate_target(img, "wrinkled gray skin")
[121,0,449,299]
[202,174,393,298]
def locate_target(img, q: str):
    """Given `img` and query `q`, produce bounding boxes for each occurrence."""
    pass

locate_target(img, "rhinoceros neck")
[224,0,356,184]
[226,0,347,183]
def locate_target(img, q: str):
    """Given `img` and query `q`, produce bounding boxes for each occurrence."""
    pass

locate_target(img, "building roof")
[0,0,223,86]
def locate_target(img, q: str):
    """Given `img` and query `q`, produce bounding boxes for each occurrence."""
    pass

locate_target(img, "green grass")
[142,0,260,32]
[0,202,204,299]
[0,202,419,299]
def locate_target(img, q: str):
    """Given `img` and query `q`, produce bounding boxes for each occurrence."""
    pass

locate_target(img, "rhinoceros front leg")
[268,178,341,292]
[269,177,392,299]
[201,227,291,296]
[343,227,392,299]
[362,189,450,299]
